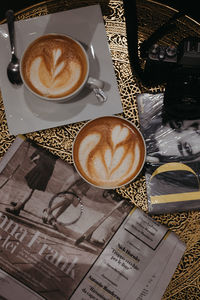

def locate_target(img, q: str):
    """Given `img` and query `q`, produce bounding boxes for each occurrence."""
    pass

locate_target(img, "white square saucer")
[0,5,123,135]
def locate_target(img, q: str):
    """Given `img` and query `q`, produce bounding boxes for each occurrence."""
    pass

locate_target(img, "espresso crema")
[21,34,88,99]
[73,116,146,188]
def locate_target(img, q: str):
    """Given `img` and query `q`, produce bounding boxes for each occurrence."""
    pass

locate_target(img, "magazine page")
[0,136,133,300]
[70,207,186,300]
[0,268,44,300]
[137,93,200,214]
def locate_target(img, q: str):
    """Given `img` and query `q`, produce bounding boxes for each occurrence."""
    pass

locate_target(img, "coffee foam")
[21,35,88,99]
[73,117,145,188]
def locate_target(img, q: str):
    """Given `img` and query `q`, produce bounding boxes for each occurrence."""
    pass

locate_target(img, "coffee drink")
[73,116,146,188]
[21,34,88,99]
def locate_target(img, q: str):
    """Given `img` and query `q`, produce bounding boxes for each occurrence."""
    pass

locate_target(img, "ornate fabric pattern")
[1,1,200,298]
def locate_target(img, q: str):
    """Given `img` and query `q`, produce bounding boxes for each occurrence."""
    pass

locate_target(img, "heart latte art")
[73,117,146,188]
[21,34,88,99]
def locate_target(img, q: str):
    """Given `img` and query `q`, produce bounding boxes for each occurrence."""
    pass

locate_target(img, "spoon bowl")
[6,10,22,85]
[7,53,22,85]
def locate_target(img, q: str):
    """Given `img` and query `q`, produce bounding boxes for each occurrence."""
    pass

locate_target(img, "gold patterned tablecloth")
[1,0,200,299]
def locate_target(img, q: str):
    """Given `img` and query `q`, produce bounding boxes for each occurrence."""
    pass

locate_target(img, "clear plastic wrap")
[137,93,200,214]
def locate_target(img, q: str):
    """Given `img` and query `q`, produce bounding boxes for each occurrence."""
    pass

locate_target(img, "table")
[0,0,200,299]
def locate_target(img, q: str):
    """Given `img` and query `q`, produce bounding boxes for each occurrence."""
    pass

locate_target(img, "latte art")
[21,34,88,99]
[73,117,146,188]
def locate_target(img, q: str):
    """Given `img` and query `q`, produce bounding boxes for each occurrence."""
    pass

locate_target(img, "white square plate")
[0,5,123,135]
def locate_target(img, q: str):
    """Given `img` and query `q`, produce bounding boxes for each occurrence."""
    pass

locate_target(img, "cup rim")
[72,115,146,189]
[20,33,90,102]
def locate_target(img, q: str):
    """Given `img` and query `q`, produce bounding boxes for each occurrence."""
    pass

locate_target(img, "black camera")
[164,37,200,120]
[142,37,200,119]
[123,0,200,120]
[142,43,178,84]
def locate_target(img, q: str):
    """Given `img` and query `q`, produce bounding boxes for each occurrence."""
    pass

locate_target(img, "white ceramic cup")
[20,33,107,103]
[72,115,146,189]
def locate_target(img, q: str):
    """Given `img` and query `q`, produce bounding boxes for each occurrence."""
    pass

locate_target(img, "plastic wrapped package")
[137,93,200,214]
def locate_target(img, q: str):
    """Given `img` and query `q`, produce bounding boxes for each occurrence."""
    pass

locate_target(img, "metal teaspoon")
[6,10,22,85]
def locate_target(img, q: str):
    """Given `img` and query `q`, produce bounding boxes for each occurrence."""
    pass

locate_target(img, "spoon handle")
[5,10,15,56]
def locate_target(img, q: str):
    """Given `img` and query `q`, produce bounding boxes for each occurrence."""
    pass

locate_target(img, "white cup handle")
[87,77,107,103]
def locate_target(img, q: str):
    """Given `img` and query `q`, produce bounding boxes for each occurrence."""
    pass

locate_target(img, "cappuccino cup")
[73,116,146,189]
[20,33,106,103]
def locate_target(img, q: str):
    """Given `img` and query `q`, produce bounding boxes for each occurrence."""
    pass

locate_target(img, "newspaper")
[137,93,200,214]
[0,136,186,299]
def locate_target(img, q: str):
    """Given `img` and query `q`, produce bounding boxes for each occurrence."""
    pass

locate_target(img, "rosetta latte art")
[30,49,81,97]
[73,117,145,188]
[21,34,88,99]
